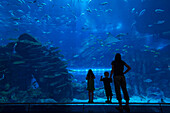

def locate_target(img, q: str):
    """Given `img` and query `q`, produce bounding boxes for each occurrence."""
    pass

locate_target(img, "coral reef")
[0,33,73,103]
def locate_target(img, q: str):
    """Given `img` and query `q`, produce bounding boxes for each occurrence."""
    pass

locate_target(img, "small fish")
[60,6,65,9]
[73,55,79,58]
[9,10,15,16]
[100,2,108,5]
[67,4,71,8]
[92,57,96,60]
[55,83,67,89]
[42,31,51,34]
[156,20,165,24]
[131,8,135,13]
[41,3,46,5]
[144,79,152,83]
[86,8,92,12]
[61,72,68,74]
[155,9,164,13]
[18,0,25,4]
[0,4,4,8]
[155,68,161,71]
[139,9,146,16]
[10,17,21,21]
[94,9,98,11]
[151,50,156,53]
[122,49,126,51]
[13,61,25,64]
[28,1,34,3]
[17,9,24,13]
[155,52,160,54]
[8,38,18,41]
[123,45,128,47]
[154,55,158,57]
[100,56,104,59]
[162,31,170,35]
[105,9,112,12]
[144,45,150,48]
[54,74,62,77]
[144,49,149,52]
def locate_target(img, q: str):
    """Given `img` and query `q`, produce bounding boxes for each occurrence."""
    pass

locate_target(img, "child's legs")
[88,91,91,101]
[91,91,94,101]
[107,96,109,101]
[89,90,94,101]
[109,96,112,101]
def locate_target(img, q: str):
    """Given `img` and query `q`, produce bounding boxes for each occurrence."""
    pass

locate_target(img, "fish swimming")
[139,9,146,16]
[156,20,165,24]
[155,9,164,13]
[13,61,25,64]
[115,33,128,39]
[144,79,152,83]
[100,2,108,5]
[131,8,135,13]
[103,32,120,44]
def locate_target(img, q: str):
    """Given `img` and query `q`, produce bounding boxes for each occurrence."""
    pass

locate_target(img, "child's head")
[87,69,94,78]
[104,71,109,77]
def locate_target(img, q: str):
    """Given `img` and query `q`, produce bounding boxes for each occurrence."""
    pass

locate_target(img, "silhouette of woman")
[110,53,131,112]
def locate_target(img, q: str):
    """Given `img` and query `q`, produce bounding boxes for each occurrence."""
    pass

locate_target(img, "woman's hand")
[86,77,88,80]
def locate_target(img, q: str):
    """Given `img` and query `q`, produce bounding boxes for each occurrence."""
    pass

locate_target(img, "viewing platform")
[0,103,169,113]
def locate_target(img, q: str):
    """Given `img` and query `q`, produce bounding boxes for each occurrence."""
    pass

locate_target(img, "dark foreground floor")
[0,103,169,113]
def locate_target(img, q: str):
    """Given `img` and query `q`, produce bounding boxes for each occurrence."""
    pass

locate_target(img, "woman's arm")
[86,76,88,80]
[110,65,114,78]
[124,63,131,74]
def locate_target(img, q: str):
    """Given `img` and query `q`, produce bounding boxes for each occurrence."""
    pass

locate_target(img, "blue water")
[0,0,169,103]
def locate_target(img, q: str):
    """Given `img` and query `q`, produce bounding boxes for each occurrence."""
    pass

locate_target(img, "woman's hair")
[115,53,121,62]
[87,69,94,79]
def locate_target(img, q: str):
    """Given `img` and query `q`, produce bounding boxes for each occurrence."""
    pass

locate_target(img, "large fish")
[115,33,128,39]
[103,32,120,44]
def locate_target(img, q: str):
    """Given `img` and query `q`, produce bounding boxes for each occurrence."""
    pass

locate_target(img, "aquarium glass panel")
[0,0,169,103]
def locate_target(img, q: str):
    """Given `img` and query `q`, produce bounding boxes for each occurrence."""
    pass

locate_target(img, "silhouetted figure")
[100,71,113,103]
[110,53,131,112]
[86,69,95,103]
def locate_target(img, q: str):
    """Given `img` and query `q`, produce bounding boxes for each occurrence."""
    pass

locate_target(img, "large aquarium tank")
[0,0,169,103]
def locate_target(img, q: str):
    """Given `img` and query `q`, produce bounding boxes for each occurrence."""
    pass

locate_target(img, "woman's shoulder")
[121,60,126,64]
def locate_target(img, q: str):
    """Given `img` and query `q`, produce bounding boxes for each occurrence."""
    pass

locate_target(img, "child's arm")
[110,78,112,83]
[100,76,103,81]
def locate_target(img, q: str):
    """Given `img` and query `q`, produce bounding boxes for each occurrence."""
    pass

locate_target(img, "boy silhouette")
[100,71,113,103]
